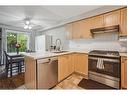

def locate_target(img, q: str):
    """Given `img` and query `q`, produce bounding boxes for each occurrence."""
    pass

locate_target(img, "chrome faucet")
[55,39,62,51]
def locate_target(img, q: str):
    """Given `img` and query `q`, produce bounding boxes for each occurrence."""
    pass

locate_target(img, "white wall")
[36,25,69,50]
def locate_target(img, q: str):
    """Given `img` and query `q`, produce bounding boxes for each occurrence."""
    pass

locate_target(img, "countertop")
[22,49,127,60]
[119,52,127,57]
[22,50,89,60]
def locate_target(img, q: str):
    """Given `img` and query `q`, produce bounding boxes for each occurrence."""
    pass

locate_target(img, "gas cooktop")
[89,50,120,57]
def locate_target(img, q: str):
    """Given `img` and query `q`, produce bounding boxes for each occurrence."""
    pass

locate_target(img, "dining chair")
[4,51,24,77]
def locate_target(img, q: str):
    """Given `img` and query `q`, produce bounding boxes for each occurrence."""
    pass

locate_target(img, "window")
[7,30,30,53]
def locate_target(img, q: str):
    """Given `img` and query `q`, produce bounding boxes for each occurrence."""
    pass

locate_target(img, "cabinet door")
[104,10,120,27]
[25,57,37,89]
[120,8,127,36]
[58,55,68,81]
[75,53,88,76]
[72,53,78,72]
[58,54,74,82]
[72,21,82,39]
[66,24,73,40]
[91,15,104,29]
[121,57,127,89]
[68,54,74,75]
[80,19,92,39]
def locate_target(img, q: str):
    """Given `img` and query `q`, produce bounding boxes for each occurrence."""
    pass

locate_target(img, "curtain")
[1,28,7,65]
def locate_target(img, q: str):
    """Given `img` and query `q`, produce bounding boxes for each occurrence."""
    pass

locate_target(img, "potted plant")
[15,43,21,54]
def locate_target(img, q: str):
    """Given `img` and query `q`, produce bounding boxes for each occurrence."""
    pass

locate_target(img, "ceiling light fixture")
[24,25,28,29]
[28,26,32,29]
[24,19,32,30]
[25,20,30,25]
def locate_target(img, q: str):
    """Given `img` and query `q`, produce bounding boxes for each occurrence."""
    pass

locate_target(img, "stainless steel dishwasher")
[37,57,58,89]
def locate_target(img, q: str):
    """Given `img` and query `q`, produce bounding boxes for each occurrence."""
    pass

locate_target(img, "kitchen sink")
[52,51,69,53]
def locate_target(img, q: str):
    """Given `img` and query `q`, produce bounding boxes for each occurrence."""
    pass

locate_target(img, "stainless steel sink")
[52,51,69,53]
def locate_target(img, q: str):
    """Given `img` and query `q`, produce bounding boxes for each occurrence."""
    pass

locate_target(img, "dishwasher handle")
[37,57,58,64]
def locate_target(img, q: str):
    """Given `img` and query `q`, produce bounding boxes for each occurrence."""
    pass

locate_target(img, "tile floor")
[53,74,84,89]
[16,73,85,90]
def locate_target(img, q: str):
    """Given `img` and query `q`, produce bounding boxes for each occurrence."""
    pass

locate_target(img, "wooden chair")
[4,51,24,77]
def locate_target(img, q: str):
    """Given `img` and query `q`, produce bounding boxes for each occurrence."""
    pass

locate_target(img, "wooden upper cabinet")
[120,8,127,36]
[66,22,82,40]
[104,10,121,27]
[91,15,104,29]
[80,19,92,39]
[72,21,82,39]
[66,9,123,39]
[66,24,73,40]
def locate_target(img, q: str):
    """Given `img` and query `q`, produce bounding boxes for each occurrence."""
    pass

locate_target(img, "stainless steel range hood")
[119,36,127,41]
[90,25,119,34]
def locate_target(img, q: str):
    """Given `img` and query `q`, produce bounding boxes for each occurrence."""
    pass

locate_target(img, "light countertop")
[22,50,89,60]
[119,52,127,57]
[22,50,127,59]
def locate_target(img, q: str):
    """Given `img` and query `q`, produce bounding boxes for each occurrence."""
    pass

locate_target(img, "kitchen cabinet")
[66,24,73,40]
[104,10,120,27]
[91,15,104,29]
[58,54,74,82]
[121,57,127,89]
[68,54,75,75]
[72,19,92,39]
[66,19,92,40]
[80,19,92,39]
[120,8,127,36]
[66,9,122,39]
[25,57,37,89]
[72,21,82,39]
[74,53,88,78]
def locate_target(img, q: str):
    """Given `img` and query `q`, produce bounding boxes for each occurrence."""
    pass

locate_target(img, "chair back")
[3,51,10,65]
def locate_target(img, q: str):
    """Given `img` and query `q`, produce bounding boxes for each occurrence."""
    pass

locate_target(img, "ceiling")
[0,6,103,31]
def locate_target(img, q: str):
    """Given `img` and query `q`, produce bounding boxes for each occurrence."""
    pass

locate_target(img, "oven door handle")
[89,57,119,63]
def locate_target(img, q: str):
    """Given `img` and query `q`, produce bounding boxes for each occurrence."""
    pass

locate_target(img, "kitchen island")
[24,51,89,89]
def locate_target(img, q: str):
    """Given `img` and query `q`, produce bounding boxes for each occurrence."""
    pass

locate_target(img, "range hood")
[90,25,119,34]
[119,36,127,41]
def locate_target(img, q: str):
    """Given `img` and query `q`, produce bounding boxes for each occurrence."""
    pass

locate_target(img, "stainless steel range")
[88,50,121,89]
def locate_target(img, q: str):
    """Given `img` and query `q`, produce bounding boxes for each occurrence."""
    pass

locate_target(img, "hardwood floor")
[0,73,24,89]
[0,73,117,89]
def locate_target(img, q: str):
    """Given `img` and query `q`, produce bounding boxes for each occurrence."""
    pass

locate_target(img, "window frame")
[6,29,30,53]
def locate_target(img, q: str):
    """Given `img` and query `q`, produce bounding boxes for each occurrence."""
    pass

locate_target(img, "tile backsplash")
[69,32,127,52]
[38,25,127,52]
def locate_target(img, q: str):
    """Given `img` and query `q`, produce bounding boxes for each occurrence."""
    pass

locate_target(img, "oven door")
[88,56,120,78]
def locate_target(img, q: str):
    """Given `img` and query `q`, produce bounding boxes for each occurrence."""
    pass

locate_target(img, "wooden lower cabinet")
[121,57,127,89]
[58,53,88,82]
[58,54,74,82]
[25,57,37,89]
[74,53,88,77]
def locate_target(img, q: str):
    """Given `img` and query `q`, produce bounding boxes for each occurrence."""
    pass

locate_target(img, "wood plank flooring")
[0,73,117,90]
[0,73,24,89]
